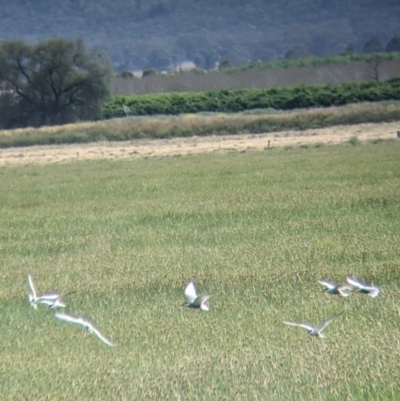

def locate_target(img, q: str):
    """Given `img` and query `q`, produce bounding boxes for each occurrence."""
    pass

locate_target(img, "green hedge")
[103,78,400,119]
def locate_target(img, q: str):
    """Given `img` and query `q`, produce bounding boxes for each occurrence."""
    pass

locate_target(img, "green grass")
[1,142,400,400]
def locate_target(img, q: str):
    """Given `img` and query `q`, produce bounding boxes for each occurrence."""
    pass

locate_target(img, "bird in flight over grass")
[283,313,343,338]
[28,275,38,310]
[183,281,212,312]
[318,280,354,297]
[27,275,76,309]
[55,313,116,347]
[346,276,380,298]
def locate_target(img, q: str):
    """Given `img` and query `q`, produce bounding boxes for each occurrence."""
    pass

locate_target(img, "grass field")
[1,141,400,400]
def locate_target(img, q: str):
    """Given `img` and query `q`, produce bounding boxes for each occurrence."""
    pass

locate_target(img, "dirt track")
[0,122,398,166]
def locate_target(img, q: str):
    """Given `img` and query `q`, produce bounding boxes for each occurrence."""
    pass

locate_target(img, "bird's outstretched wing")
[318,280,335,290]
[28,275,39,309]
[184,281,198,304]
[346,276,379,297]
[198,294,212,311]
[55,313,116,347]
[316,313,342,333]
[28,275,38,299]
[283,321,314,331]
[88,325,116,347]
[346,276,365,289]
[38,291,77,301]
[55,312,84,325]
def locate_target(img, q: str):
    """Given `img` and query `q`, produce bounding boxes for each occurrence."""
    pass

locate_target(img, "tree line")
[1,0,400,71]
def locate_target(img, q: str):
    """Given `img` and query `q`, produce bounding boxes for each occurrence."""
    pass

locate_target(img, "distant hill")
[1,0,400,71]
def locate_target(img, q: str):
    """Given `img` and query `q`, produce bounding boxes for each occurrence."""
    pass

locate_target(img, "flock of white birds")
[27,274,379,346]
[284,275,380,337]
[27,276,212,347]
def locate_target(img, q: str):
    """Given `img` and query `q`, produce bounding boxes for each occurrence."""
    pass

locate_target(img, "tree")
[340,43,356,56]
[117,70,135,79]
[368,55,382,82]
[89,46,114,71]
[175,35,222,70]
[218,57,232,70]
[284,43,310,60]
[142,67,158,77]
[363,37,384,53]
[0,37,111,128]
[386,36,400,52]
[146,49,171,71]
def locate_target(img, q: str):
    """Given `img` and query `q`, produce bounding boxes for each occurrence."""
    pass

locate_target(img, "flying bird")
[27,275,76,309]
[55,313,116,347]
[346,276,380,298]
[283,313,343,338]
[28,275,38,310]
[318,280,354,297]
[183,281,212,312]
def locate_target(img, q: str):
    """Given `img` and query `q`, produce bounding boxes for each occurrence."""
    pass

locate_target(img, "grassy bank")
[0,101,400,149]
[1,142,400,400]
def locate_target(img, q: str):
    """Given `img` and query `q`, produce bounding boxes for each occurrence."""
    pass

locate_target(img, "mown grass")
[1,142,400,400]
[0,101,400,148]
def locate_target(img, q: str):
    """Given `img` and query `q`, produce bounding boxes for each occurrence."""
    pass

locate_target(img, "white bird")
[28,275,38,310]
[183,281,212,312]
[55,313,116,347]
[27,275,76,309]
[122,104,131,116]
[283,313,343,338]
[318,280,354,297]
[346,276,380,298]
[35,291,77,309]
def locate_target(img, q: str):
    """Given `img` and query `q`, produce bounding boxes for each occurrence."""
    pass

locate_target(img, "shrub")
[348,135,361,146]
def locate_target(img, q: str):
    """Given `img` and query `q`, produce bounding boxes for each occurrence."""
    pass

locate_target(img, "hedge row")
[103,78,400,119]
